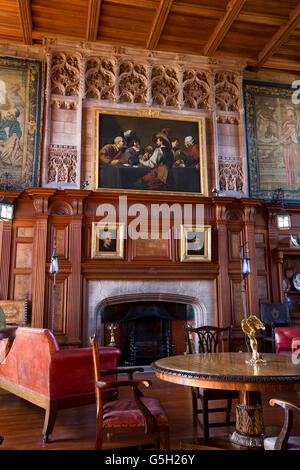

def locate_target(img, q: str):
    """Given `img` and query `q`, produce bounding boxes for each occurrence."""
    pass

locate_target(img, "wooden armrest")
[96,378,156,434]
[101,367,144,377]
[269,398,300,450]
[270,398,300,414]
[96,379,152,390]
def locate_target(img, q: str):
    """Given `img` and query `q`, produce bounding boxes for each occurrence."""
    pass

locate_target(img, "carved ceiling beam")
[17,0,33,45]
[203,0,246,56]
[146,0,174,50]
[251,3,300,71]
[86,0,102,42]
[172,2,285,26]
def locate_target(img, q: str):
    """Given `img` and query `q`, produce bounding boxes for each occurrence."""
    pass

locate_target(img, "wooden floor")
[0,372,299,451]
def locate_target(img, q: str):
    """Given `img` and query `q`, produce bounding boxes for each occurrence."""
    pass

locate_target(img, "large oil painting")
[244,80,300,201]
[0,57,43,188]
[93,108,207,195]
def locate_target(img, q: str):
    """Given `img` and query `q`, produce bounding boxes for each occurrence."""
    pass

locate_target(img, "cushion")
[103,397,168,429]
[264,436,300,450]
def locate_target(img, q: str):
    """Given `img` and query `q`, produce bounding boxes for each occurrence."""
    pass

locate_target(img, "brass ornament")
[241,315,266,365]
[107,322,117,347]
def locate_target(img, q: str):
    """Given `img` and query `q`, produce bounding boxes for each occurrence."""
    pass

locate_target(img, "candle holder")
[107,323,117,347]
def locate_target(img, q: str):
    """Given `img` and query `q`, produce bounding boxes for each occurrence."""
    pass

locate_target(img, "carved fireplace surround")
[84,280,216,349]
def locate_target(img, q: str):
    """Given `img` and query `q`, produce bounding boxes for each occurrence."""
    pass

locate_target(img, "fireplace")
[84,280,217,362]
[102,301,193,365]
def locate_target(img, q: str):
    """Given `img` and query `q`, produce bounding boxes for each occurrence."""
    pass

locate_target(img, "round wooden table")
[152,352,300,449]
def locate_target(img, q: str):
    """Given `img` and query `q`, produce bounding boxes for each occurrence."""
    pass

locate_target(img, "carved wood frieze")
[183,70,210,110]
[51,53,81,96]
[215,71,239,112]
[48,144,78,184]
[219,155,243,192]
[85,57,116,100]
[49,48,242,118]
[119,61,148,104]
[151,65,179,107]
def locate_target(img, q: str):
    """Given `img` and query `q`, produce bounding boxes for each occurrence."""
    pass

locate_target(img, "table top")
[152,352,300,392]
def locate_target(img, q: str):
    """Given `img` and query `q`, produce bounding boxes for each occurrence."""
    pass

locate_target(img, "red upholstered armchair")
[274,327,300,354]
[0,327,120,442]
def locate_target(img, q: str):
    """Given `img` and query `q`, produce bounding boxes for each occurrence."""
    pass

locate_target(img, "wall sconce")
[271,188,291,230]
[0,173,14,221]
[49,239,59,332]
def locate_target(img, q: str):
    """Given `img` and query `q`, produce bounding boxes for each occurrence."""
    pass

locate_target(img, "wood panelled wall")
[1,188,300,348]
[0,188,277,347]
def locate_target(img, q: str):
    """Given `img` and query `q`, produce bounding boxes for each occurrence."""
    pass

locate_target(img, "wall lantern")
[0,173,14,221]
[49,239,59,332]
[240,242,251,320]
[271,188,291,231]
[241,243,251,276]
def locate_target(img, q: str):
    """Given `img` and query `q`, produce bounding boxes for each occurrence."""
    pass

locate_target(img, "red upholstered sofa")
[274,327,300,354]
[0,327,120,442]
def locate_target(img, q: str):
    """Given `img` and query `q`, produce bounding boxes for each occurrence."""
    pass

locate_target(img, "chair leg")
[43,400,58,443]
[160,429,170,450]
[95,418,103,450]
[191,389,198,427]
[226,398,232,424]
[202,397,210,441]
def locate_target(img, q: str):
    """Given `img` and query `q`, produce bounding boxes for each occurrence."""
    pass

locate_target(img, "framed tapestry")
[180,224,211,262]
[93,107,207,196]
[244,80,300,202]
[91,222,125,259]
[0,56,43,189]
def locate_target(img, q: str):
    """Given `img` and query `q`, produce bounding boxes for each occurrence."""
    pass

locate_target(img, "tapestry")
[243,80,300,201]
[0,56,43,188]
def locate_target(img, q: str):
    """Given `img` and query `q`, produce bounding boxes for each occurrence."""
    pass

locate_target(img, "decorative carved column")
[65,190,90,345]
[215,200,232,331]
[0,191,22,299]
[41,50,53,186]
[0,221,13,300]
[241,200,262,317]
[27,189,56,327]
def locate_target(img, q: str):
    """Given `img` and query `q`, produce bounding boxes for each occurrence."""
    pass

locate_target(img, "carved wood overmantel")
[0,189,271,347]
[41,38,247,196]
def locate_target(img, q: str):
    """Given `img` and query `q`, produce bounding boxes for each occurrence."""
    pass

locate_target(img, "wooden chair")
[259,301,290,353]
[184,325,238,440]
[90,336,169,450]
[264,399,300,450]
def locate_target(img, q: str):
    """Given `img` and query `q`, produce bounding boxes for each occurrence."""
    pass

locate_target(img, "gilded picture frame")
[180,224,211,262]
[93,107,207,196]
[91,222,125,259]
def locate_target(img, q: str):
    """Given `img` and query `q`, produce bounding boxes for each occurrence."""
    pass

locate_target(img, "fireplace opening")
[101,301,194,365]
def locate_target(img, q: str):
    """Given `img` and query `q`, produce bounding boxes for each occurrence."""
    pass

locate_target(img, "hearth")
[84,280,216,362]
[102,301,192,365]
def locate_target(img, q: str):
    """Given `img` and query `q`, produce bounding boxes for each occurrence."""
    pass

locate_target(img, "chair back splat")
[185,325,232,354]
[183,325,238,441]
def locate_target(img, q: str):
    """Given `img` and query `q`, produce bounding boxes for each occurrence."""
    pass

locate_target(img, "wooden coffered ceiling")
[1,0,300,72]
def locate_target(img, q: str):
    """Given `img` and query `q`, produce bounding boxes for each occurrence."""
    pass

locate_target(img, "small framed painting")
[91,222,125,259]
[180,225,211,262]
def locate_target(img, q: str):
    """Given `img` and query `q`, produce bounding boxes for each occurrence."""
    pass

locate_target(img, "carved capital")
[26,188,56,215]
